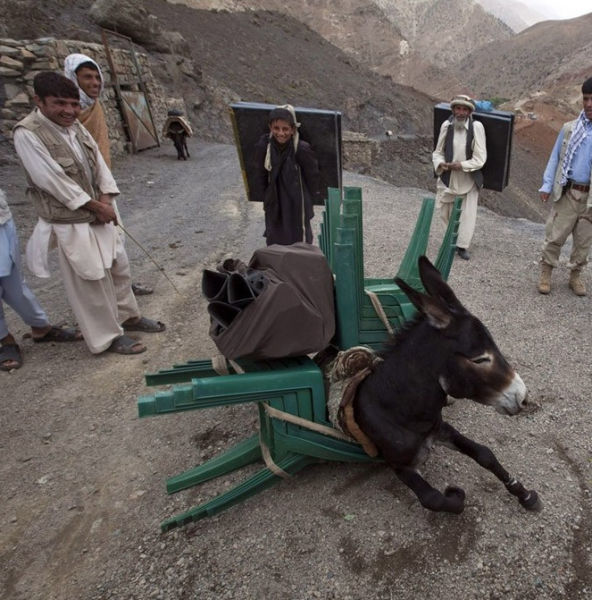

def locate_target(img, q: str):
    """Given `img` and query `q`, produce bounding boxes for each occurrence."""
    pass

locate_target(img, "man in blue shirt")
[538,76,592,296]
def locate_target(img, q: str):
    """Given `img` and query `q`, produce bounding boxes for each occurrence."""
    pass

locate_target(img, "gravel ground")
[1,137,591,600]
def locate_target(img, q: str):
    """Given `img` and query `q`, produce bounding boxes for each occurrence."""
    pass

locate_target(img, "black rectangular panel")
[433,103,514,192]
[230,102,342,205]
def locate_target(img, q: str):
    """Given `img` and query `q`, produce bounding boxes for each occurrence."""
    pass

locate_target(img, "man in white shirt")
[432,95,487,261]
[13,72,165,355]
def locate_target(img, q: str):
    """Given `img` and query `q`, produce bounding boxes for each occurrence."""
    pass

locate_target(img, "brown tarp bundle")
[209,243,335,360]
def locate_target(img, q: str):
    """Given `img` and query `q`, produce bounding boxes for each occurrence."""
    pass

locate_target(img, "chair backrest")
[318,187,342,269]
[394,197,435,287]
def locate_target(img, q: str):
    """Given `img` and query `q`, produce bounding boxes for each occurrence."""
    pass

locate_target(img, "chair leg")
[166,434,262,494]
[161,453,315,532]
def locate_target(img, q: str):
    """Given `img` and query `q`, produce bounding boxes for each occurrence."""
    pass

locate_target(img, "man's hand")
[94,202,117,224]
[85,199,117,224]
[446,161,463,171]
[540,192,550,203]
[438,162,449,172]
[98,193,114,205]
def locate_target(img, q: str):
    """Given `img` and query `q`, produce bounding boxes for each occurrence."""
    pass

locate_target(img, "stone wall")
[0,37,183,158]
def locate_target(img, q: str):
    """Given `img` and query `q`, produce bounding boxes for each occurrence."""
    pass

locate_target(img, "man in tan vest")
[13,71,165,355]
[63,53,153,296]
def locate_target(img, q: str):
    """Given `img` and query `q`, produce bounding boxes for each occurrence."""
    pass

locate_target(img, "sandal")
[0,343,23,371]
[106,335,146,355]
[32,326,83,343]
[132,283,154,296]
[122,316,166,333]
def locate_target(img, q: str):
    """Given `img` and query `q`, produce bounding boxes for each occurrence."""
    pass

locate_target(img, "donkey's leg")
[173,136,183,160]
[438,422,541,511]
[394,464,465,514]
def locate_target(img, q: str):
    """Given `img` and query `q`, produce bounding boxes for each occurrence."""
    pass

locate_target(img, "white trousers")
[57,237,140,353]
[436,185,479,250]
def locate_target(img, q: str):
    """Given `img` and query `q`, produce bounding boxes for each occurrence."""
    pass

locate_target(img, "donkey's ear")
[395,276,452,329]
[417,256,465,312]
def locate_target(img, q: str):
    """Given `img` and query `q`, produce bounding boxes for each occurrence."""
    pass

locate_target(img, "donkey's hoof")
[444,486,465,513]
[520,490,542,512]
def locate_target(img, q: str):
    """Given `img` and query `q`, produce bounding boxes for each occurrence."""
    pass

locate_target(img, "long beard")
[454,117,467,131]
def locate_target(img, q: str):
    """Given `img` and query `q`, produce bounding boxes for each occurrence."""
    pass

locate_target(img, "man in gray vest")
[12,72,165,355]
[432,94,487,261]
[537,76,592,296]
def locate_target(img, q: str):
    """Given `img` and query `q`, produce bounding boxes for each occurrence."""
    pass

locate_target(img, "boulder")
[0,45,20,57]
[0,67,20,77]
[6,92,30,106]
[90,0,187,54]
[0,55,24,70]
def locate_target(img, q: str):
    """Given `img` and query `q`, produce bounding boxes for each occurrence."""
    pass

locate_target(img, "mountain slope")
[475,0,548,31]
[458,12,592,108]
[167,0,514,98]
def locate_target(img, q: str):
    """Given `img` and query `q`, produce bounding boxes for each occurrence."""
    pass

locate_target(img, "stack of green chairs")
[139,356,376,532]
[139,186,462,531]
[321,186,462,349]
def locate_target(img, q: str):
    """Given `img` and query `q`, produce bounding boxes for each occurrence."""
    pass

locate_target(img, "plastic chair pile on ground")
[139,187,462,531]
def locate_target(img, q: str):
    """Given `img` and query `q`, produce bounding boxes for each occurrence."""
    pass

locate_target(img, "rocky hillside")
[458,12,592,113]
[168,0,513,99]
[474,0,547,32]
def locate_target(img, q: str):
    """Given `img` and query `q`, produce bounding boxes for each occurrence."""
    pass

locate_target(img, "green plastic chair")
[329,187,462,350]
[139,188,463,530]
[140,356,376,531]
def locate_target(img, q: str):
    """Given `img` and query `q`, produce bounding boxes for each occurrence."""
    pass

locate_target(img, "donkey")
[168,122,190,161]
[355,256,541,514]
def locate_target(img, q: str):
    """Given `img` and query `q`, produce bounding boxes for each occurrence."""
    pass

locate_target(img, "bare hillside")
[475,0,547,32]
[141,1,434,139]
[459,12,592,107]
[168,0,513,99]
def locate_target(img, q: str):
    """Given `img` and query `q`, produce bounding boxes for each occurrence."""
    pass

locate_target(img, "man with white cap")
[432,94,487,260]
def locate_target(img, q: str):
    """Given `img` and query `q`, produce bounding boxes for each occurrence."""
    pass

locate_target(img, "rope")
[210,356,361,473]
[117,222,182,296]
[211,354,245,375]
[364,290,394,335]
[261,403,355,443]
[259,432,290,479]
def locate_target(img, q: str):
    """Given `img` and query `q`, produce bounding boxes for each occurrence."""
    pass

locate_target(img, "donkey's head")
[395,257,526,415]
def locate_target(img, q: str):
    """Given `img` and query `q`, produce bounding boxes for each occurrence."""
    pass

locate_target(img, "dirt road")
[1,137,591,600]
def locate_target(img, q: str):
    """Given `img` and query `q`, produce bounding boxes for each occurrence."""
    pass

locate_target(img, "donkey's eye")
[471,355,491,365]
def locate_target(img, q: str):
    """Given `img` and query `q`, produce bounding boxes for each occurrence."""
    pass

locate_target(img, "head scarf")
[63,53,104,110]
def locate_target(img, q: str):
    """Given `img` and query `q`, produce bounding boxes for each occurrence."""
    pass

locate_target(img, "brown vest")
[13,110,100,224]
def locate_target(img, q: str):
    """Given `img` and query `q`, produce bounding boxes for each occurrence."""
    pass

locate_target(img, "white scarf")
[63,53,104,110]
[560,110,591,186]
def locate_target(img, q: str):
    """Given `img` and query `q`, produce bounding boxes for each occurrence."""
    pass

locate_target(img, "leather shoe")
[456,247,470,260]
